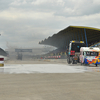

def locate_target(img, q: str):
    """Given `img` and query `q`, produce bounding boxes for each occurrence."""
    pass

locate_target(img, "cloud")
[10,0,29,6]
[0,0,12,10]
[0,7,55,20]
[0,17,60,49]
[54,0,100,17]
[31,0,64,6]
[0,0,100,49]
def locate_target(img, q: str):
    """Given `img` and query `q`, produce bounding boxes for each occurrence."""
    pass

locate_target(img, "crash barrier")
[0,58,4,67]
[44,56,61,59]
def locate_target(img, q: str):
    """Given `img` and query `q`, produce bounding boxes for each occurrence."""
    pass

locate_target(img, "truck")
[67,40,86,64]
[80,47,100,66]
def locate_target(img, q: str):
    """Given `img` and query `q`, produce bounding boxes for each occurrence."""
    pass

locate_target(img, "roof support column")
[72,32,74,40]
[84,28,88,47]
[73,32,75,40]
[81,29,83,41]
[75,32,77,40]
[78,31,80,41]
[70,35,72,41]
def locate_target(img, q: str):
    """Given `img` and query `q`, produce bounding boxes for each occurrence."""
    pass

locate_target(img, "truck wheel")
[72,60,74,64]
[95,64,97,67]
[67,56,71,64]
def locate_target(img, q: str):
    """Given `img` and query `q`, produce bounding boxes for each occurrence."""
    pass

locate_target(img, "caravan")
[80,47,100,66]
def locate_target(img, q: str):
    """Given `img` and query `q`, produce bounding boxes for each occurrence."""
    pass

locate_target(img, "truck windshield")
[86,52,98,56]
[71,43,85,52]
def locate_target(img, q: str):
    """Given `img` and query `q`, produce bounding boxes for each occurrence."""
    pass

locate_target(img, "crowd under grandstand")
[39,26,100,58]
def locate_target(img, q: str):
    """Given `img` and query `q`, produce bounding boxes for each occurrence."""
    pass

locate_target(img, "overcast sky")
[0,0,100,49]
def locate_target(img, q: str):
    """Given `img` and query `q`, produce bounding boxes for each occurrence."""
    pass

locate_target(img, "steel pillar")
[84,28,88,47]
[81,30,83,41]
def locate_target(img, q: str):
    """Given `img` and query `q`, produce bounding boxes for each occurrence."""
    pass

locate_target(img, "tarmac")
[0,59,100,100]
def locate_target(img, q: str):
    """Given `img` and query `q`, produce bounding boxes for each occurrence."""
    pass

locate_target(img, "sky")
[0,0,100,50]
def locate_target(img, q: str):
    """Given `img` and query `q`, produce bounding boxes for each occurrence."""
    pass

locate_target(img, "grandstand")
[39,26,100,58]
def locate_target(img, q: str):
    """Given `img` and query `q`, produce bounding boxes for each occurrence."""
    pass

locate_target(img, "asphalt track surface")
[0,59,100,100]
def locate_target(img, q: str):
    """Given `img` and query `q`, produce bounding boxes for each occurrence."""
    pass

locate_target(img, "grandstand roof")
[39,26,100,48]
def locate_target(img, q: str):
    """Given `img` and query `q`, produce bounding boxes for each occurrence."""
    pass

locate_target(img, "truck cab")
[68,41,85,56]
[80,47,100,66]
[67,40,85,64]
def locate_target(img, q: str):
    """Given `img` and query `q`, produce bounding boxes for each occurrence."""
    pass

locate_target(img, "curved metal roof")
[39,26,100,48]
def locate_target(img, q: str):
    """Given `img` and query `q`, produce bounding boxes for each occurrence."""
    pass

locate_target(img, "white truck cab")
[80,47,100,66]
